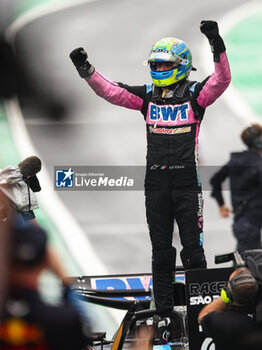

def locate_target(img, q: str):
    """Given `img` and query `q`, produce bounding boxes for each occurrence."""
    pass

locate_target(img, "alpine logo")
[149,102,190,122]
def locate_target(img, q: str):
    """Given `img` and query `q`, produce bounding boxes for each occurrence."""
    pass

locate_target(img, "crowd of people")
[0,15,262,350]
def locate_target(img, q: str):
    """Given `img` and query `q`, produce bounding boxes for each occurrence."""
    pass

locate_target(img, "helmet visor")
[148,51,189,65]
[150,61,179,72]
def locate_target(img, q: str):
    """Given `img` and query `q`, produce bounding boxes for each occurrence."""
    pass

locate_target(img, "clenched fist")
[69,47,94,78]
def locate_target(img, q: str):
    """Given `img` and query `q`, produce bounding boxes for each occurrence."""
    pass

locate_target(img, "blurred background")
[0,0,261,334]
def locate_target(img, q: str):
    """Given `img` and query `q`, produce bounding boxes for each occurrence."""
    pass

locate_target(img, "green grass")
[225,13,262,117]
[13,0,69,18]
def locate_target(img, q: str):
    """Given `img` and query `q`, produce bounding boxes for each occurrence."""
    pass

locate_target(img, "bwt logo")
[149,102,189,122]
[56,168,74,188]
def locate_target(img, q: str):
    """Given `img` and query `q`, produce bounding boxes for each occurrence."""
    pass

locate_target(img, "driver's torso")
[117,80,205,168]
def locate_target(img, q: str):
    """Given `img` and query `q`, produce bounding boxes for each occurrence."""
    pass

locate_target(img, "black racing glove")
[69,47,95,78]
[200,20,226,62]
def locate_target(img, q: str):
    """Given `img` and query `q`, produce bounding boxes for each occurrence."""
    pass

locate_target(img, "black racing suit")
[84,51,231,314]
[210,150,262,253]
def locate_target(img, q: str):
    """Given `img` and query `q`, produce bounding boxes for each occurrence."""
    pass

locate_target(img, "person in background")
[0,219,93,350]
[198,267,258,350]
[0,155,42,224]
[210,124,262,252]
[0,190,11,318]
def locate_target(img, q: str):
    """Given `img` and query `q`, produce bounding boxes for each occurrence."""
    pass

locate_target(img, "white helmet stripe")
[148,52,189,65]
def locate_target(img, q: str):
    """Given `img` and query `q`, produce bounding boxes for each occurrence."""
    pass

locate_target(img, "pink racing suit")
[85,51,231,314]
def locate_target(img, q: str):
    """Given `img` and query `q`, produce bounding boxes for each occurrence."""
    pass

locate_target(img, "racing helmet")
[148,37,193,87]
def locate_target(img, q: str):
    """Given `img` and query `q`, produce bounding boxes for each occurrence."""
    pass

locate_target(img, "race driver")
[70,20,231,316]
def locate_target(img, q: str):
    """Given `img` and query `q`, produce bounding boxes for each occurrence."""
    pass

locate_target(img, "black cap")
[11,218,47,267]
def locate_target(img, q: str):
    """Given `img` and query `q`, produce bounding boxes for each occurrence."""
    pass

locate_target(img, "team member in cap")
[210,124,262,252]
[0,220,93,349]
[70,20,231,315]
[198,267,258,350]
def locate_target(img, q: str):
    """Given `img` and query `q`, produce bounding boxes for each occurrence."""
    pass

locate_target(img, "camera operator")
[210,124,262,252]
[198,267,259,350]
[0,219,93,349]
[0,156,42,224]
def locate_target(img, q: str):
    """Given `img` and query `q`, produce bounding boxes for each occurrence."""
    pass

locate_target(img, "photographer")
[0,156,42,224]
[198,267,258,350]
[210,124,262,252]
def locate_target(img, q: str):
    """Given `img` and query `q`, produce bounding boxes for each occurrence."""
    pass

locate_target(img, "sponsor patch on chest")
[149,125,191,135]
[149,102,190,122]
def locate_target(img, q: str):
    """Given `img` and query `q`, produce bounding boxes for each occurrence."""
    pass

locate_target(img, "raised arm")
[85,70,144,110]
[197,21,231,108]
[70,48,144,110]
